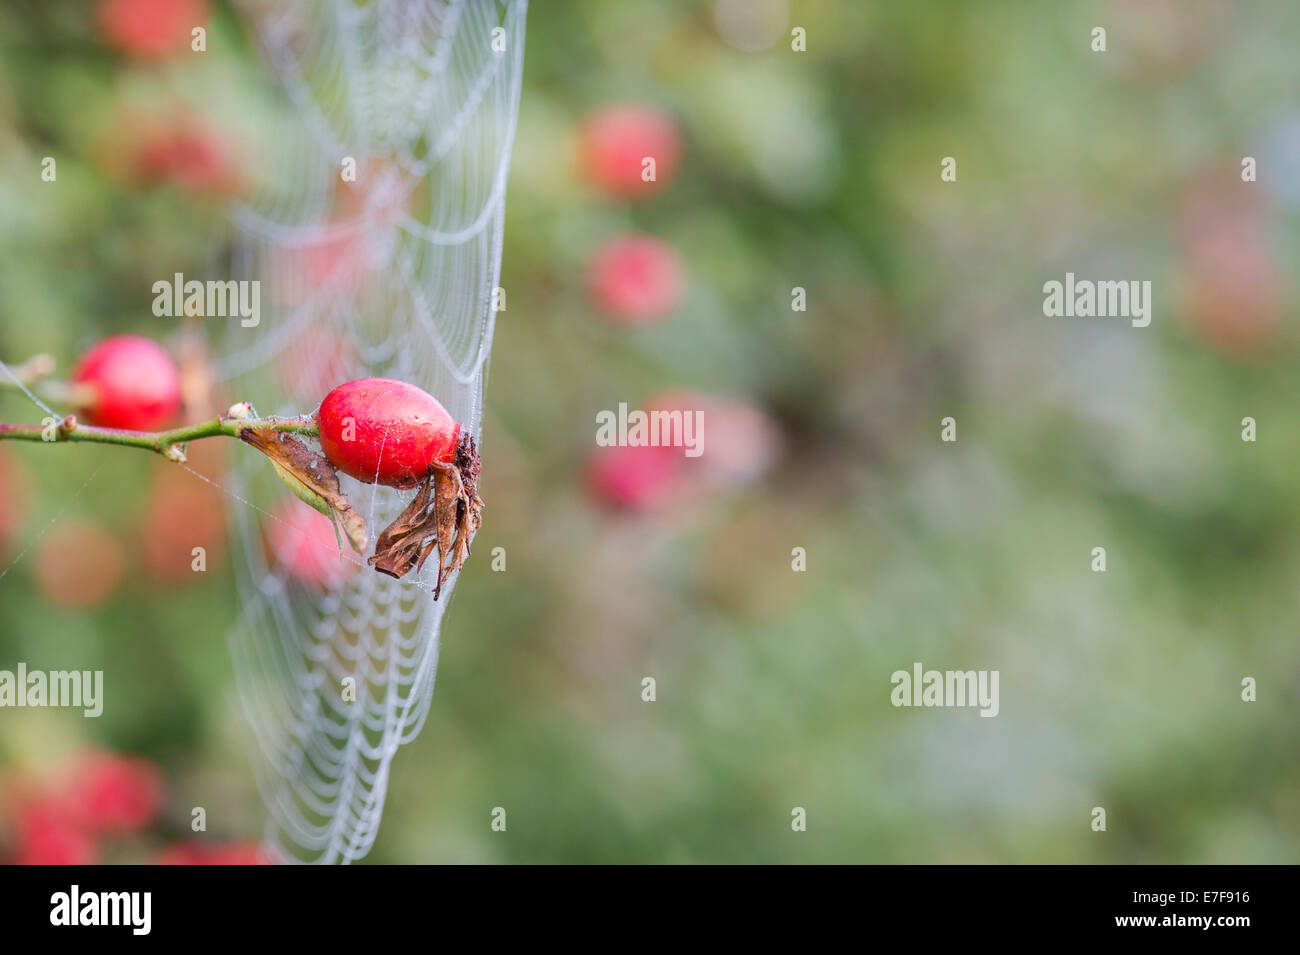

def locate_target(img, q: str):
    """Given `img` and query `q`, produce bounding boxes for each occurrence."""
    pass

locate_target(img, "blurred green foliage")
[2,0,1299,863]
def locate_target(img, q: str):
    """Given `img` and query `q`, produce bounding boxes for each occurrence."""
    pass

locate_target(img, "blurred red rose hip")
[587,235,685,324]
[267,501,356,589]
[156,840,274,865]
[141,458,228,582]
[579,104,682,199]
[587,444,683,510]
[1179,179,1281,354]
[12,804,98,866]
[71,335,182,431]
[65,751,164,835]
[0,447,32,560]
[32,518,126,609]
[648,390,782,489]
[98,0,208,59]
[138,121,245,197]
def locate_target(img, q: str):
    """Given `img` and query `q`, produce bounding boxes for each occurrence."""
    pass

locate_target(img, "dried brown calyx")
[369,433,483,596]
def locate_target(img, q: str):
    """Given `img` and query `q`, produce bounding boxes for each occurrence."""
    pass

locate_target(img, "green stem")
[0,412,319,462]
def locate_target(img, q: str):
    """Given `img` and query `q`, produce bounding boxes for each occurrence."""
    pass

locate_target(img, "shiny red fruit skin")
[71,335,181,430]
[317,377,460,488]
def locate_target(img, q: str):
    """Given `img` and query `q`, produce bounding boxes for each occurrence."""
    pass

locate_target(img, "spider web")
[211,0,528,864]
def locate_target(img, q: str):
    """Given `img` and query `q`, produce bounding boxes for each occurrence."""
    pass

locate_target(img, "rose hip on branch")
[318,377,461,488]
[0,353,482,595]
[71,335,182,431]
[317,378,483,593]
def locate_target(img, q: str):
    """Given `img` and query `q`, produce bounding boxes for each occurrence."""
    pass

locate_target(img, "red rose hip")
[267,500,355,589]
[588,235,685,324]
[98,0,208,59]
[317,377,461,488]
[71,334,182,430]
[66,751,164,834]
[578,104,682,199]
[317,377,483,590]
[587,444,682,510]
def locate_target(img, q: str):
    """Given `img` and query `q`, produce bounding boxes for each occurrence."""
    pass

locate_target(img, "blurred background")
[1,0,1299,863]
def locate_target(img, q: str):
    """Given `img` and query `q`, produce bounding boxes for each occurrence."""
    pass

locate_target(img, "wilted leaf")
[239,428,368,554]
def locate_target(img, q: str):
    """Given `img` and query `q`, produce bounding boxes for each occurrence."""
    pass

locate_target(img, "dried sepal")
[368,471,439,580]
[368,433,483,597]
